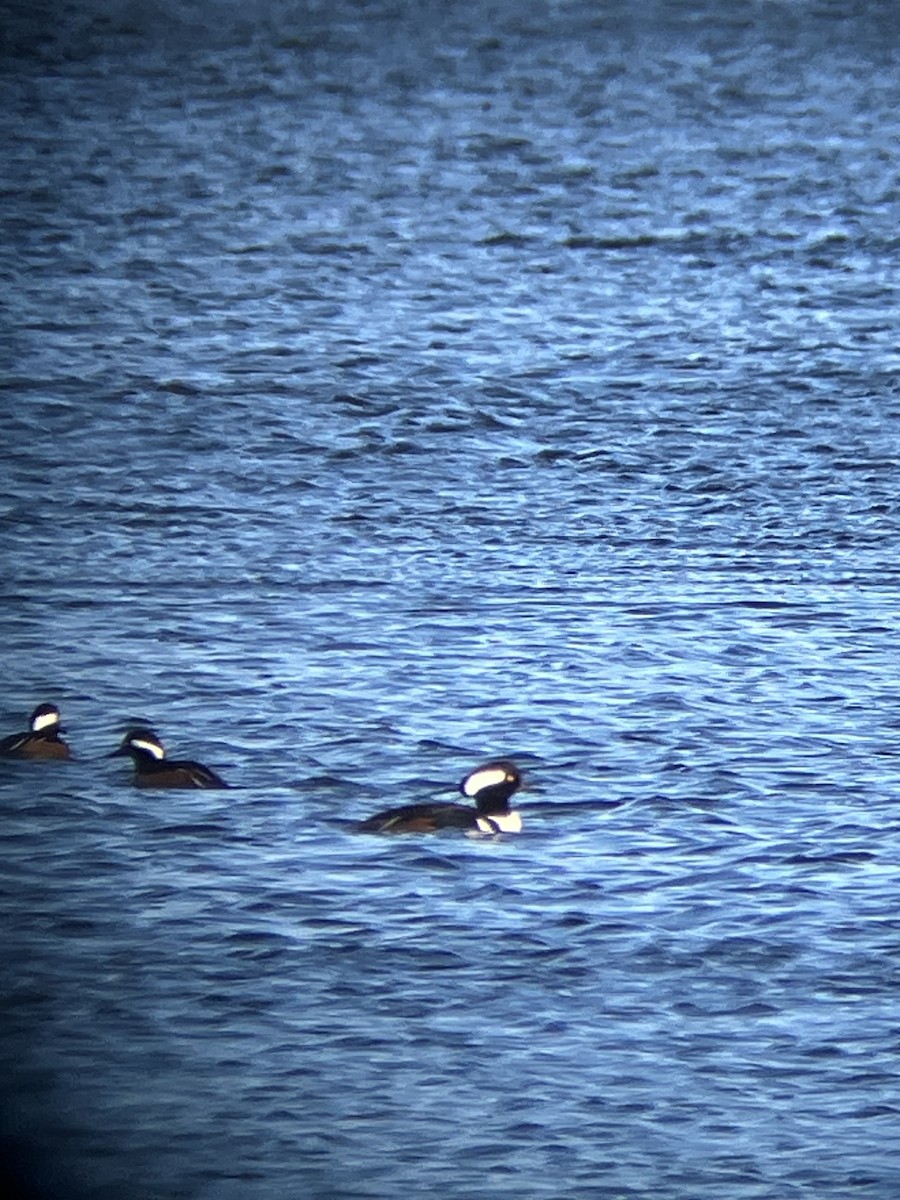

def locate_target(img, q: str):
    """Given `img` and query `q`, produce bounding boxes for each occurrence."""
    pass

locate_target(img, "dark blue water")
[3,1,900,1196]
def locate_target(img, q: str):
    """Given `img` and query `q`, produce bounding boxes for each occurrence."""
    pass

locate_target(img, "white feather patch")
[131,737,165,760]
[32,709,60,732]
[474,810,522,835]
[463,765,513,798]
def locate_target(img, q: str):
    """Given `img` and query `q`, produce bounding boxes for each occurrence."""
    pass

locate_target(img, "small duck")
[109,728,228,789]
[358,760,523,834]
[0,703,72,760]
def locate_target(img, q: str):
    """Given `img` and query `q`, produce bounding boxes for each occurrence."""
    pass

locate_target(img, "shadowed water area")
[2,0,900,1196]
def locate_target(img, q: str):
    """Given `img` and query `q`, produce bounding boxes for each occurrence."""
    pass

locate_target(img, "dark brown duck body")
[109,728,228,789]
[358,760,523,834]
[357,801,482,834]
[0,704,71,760]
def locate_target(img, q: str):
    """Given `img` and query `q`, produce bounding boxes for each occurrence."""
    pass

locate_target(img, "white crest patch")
[474,810,522,835]
[32,709,60,732]
[463,765,513,798]
[131,737,165,760]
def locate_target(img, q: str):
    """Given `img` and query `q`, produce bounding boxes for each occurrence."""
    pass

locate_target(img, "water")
[2,0,900,1196]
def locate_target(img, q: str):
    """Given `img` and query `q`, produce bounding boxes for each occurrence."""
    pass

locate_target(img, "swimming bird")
[109,728,228,788]
[357,760,523,834]
[0,703,71,760]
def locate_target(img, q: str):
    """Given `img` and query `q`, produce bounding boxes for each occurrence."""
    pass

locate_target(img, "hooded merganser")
[109,728,228,789]
[0,703,71,760]
[357,760,523,834]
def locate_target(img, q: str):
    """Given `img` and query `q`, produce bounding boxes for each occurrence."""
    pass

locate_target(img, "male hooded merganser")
[0,703,71,760]
[109,728,228,789]
[357,760,523,834]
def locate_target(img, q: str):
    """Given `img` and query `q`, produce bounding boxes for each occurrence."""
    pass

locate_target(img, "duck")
[0,703,71,760]
[357,759,523,834]
[109,727,228,788]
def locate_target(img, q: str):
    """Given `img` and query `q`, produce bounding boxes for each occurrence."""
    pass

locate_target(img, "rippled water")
[3,1,900,1197]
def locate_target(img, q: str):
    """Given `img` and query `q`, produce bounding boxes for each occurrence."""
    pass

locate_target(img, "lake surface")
[2,1,900,1197]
